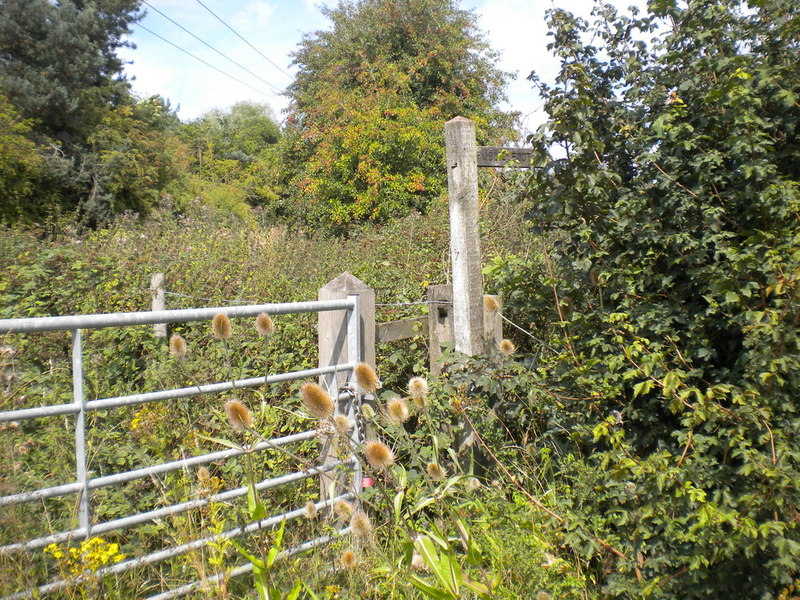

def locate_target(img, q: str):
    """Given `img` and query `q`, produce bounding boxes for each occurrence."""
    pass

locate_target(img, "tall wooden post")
[445,117,484,356]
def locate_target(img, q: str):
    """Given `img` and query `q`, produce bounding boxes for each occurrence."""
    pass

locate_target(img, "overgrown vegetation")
[2,0,800,598]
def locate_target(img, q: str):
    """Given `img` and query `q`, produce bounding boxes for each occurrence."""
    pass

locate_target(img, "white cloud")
[231,1,276,30]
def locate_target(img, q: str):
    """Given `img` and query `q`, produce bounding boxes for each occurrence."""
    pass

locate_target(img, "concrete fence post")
[445,116,484,356]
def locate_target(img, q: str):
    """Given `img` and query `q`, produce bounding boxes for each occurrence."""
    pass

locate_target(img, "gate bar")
[0,299,355,334]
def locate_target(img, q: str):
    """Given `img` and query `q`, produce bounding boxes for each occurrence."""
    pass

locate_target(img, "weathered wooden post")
[445,117,485,356]
[318,272,375,392]
[427,284,453,376]
[318,273,375,505]
[150,273,167,339]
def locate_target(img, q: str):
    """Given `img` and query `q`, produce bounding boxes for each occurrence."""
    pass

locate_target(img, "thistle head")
[408,376,428,398]
[333,414,352,435]
[354,363,381,393]
[333,499,354,519]
[255,313,274,337]
[385,397,410,425]
[409,376,428,408]
[224,399,252,431]
[426,462,446,481]
[302,501,318,519]
[498,339,516,356]
[300,382,334,420]
[364,440,395,471]
[350,511,372,538]
[169,334,187,358]
[340,550,357,569]
[212,313,232,340]
[484,295,500,312]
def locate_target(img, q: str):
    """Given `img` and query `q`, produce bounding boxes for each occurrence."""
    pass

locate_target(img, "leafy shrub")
[480,1,800,597]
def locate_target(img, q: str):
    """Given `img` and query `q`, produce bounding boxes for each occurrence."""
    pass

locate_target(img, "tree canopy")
[282,0,514,231]
[0,0,177,224]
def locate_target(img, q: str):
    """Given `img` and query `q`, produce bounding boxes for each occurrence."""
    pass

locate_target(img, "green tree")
[484,1,800,597]
[0,0,146,223]
[87,96,189,216]
[0,0,141,145]
[0,93,47,223]
[180,102,282,214]
[186,101,280,160]
[283,0,513,231]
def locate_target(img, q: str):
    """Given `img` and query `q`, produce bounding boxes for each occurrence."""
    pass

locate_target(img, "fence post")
[427,284,453,376]
[318,273,375,392]
[445,116,484,356]
[318,273,375,504]
[150,273,167,339]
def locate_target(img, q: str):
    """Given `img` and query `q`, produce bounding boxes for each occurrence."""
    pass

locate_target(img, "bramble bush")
[480,1,800,597]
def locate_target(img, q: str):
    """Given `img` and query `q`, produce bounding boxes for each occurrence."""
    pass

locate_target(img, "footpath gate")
[0,296,366,599]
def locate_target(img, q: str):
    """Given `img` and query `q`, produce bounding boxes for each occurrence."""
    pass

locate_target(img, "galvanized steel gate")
[0,297,364,599]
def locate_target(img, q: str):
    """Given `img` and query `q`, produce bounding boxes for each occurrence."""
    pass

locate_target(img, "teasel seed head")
[364,440,395,471]
[333,499,354,520]
[255,313,274,337]
[197,466,210,483]
[300,382,334,419]
[411,552,427,571]
[408,376,428,398]
[426,462,446,481]
[340,550,357,569]
[498,339,516,356]
[412,394,427,409]
[169,334,187,358]
[302,501,318,520]
[212,313,232,340]
[333,414,352,435]
[361,404,376,420]
[354,362,381,393]
[386,397,410,425]
[484,295,500,312]
[350,511,372,538]
[224,399,252,431]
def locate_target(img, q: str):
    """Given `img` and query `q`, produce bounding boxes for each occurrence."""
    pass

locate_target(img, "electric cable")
[137,23,277,99]
[194,0,291,79]
[141,0,283,94]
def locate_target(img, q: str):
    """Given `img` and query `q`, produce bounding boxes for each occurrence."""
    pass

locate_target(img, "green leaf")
[197,434,245,452]
[247,481,267,521]
[408,575,456,600]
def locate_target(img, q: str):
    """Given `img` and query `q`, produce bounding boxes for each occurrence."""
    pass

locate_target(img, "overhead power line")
[194,0,291,79]
[137,23,276,100]
[141,0,283,94]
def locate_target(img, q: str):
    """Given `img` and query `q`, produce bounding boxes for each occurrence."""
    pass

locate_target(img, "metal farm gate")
[0,297,365,599]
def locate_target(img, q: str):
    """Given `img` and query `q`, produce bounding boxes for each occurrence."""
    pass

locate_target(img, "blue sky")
[120,0,648,132]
